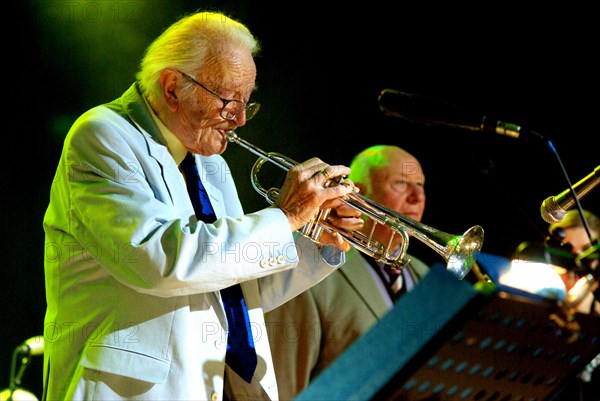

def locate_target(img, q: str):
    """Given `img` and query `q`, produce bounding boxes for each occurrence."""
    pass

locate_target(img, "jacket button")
[260,259,269,268]
[277,255,286,264]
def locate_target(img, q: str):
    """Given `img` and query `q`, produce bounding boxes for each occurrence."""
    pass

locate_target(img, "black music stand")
[294,266,600,401]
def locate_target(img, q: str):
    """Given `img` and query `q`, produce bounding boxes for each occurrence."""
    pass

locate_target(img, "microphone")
[16,336,44,356]
[377,89,544,140]
[540,165,600,223]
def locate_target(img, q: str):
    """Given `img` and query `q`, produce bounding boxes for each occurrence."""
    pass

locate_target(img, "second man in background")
[265,144,430,400]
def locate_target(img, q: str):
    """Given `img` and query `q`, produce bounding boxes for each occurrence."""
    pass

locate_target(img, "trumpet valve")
[300,208,332,243]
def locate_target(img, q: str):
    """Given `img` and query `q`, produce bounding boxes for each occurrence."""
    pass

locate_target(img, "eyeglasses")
[178,70,260,121]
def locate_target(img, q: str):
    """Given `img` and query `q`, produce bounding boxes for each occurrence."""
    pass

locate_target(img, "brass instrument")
[227,131,484,279]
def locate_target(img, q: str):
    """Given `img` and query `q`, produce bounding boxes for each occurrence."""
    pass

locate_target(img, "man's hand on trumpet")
[318,202,364,251]
[274,158,363,251]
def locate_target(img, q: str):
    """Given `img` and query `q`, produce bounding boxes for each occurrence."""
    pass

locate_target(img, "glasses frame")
[177,70,260,121]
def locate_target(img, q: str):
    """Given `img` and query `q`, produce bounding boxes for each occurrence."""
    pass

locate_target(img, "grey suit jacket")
[42,83,343,401]
[264,247,429,400]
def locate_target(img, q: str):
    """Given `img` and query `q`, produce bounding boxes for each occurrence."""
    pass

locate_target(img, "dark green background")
[3,1,599,397]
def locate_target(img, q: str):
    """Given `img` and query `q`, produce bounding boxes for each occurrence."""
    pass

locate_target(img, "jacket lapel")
[339,249,390,319]
[108,84,188,207]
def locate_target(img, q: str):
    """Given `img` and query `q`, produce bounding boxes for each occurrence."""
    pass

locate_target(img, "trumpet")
[226,131,484,279]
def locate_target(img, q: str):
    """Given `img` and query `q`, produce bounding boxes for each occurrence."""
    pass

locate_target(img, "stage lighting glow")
[499,259,567,301]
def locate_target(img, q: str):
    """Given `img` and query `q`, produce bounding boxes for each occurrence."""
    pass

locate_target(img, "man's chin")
[216,140,228,154]
[200,138,228,156]
[205,144,227,156]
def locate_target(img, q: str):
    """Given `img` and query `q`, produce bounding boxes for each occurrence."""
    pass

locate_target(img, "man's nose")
[406,183,425,201]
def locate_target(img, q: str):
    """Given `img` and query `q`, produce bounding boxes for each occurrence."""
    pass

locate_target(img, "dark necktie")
[384,265,406,301]
[180,152,258,383]
[366,256,407,302]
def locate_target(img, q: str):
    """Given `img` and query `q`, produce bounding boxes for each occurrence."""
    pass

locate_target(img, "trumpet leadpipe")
[226,131,295,170]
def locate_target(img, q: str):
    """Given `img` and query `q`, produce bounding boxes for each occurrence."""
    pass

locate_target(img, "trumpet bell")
[445,225,485,279]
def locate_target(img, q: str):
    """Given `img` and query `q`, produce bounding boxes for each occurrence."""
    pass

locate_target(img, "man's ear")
[160,68,180,111]
[355,183,366,194]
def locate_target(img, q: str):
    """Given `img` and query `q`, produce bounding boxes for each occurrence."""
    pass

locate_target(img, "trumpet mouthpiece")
[225,131,238,142]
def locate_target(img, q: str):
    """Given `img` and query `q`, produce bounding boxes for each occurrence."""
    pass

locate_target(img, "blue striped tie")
[180,152,258,383]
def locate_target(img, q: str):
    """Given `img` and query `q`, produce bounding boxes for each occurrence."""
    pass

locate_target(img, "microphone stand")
[1,344,38,401]
[542,137,598,335]
[544,138,595,242]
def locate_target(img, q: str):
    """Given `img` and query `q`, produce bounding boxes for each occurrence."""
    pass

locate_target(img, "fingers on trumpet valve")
[318,167,357,193]
[320,168,332,181]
